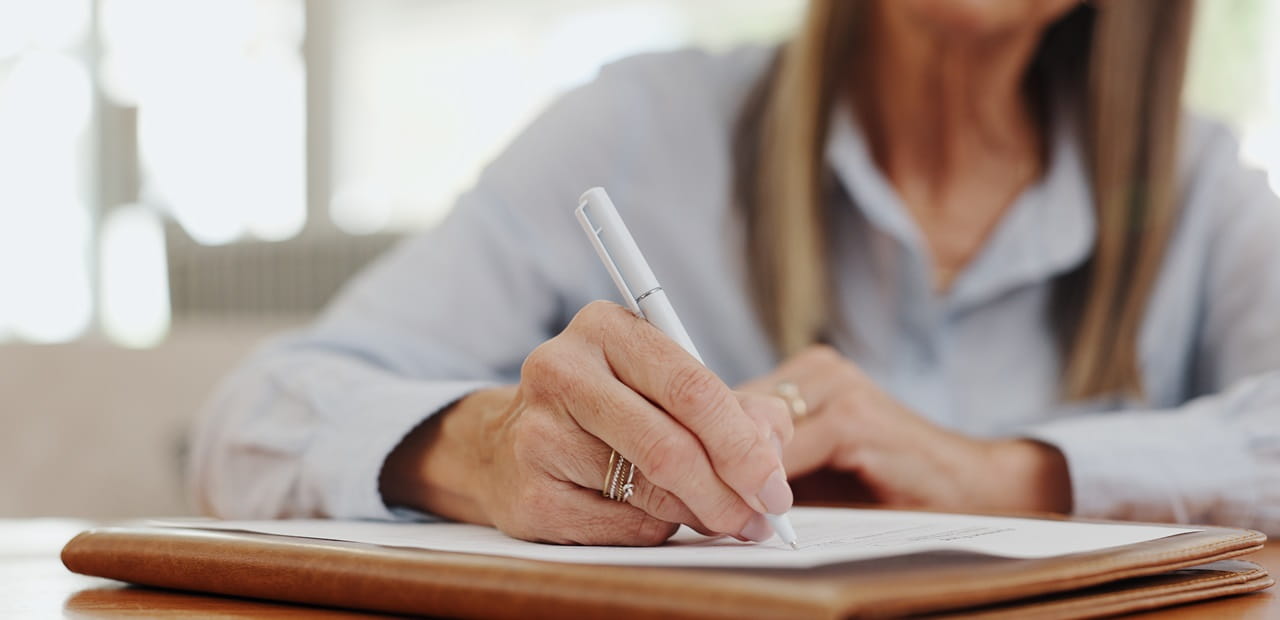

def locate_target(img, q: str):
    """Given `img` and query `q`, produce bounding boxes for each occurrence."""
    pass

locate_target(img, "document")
[152,507,1197,569]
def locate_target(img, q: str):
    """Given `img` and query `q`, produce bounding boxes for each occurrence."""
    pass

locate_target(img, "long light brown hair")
[735,0,1195,399]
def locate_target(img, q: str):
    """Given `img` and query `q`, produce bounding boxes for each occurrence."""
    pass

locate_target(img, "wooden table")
[4,519,1274,618]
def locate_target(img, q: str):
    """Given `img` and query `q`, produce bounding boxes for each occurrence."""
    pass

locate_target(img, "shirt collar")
[825,101,1096,312]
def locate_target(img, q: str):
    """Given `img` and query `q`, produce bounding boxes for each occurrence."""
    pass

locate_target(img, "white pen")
[575,186,799,550]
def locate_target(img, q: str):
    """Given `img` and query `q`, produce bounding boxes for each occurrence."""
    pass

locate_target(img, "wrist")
[987,439,1073,514]
[379,386,517,524]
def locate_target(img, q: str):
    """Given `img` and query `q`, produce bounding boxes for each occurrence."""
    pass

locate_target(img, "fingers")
[575,303,791,518]
[737,391,814,480]
[503,482,681,547]
[519,322,762,537]
[735,392,794,446]
[568,365,765,537]
[514,300,796,544]
[738,345,865,478]
[772,345,861,412]
[491,384,700,546]
[541,415,717,537]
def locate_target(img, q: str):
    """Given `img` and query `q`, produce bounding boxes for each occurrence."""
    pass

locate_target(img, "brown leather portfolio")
[62,520,1271,619]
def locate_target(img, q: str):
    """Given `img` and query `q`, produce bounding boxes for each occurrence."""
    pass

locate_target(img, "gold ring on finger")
[603,449,636,503]
[774,381,809,420]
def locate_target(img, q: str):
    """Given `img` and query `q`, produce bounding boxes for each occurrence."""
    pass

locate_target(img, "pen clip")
[576,202,644,317]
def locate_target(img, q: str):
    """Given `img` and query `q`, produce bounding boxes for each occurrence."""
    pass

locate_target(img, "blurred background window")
[0,0,1277,350]
[0,0,94,345]
[0,0,804,350]
[1186,0,1280,198]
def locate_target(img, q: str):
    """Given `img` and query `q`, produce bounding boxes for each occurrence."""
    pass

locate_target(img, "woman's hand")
[380,301,794,545]
[738,346,1072,514]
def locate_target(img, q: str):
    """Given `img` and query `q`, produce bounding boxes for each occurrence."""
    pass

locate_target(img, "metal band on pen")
[634,287,663,305]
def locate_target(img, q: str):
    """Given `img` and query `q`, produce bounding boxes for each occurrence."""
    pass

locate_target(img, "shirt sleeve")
[1024,124,1280,535]
[187,59,652,520]
[1024,374,1280,534]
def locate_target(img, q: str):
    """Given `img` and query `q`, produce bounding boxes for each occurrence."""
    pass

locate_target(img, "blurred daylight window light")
[1,0,1278,349]
[99,204,170,348]
[101,0,307,246]
[0,0,93,345]
[1185,0,1280,197]
[326,0,804,234]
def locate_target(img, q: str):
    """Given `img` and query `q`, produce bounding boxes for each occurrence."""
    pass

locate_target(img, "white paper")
[151,507,1198,569]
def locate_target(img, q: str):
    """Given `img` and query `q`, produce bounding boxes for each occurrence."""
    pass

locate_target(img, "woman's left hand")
[738,345,1072,514]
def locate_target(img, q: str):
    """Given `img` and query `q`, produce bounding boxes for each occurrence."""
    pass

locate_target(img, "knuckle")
[704,493,752,534]
[836,358,865,383]
[585,299,618,315]
[779,412,795,441]
[740,394,788,434]
[575,300,607,321]
[520,344,562,385]
[577,300,623,330]
[806,344,840,363]
[572,300,632,353]
[520,344,585,403]
[722,432,763,474]
[648,490,677,519]
[635,431,693,489]
[665,364,723,418]
[508,415,551,465]
[642,485,681,521]
[760,395,792,427]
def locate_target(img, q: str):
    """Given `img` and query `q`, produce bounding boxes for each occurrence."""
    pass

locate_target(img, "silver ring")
[603,450,636,502]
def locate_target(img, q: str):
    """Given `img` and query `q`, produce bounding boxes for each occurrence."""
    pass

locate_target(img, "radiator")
[165,228,402,319]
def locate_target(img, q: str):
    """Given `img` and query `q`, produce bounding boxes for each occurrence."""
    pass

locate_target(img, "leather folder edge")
[852,529,1266,617]
[934,563,1274,619]
[62,527,836,620]
[61,524,1268,620]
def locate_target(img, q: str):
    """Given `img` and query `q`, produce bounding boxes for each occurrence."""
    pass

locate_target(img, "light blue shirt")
[190,47,1280,534]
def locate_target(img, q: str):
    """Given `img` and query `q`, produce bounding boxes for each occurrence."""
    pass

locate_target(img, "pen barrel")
[578,188,661,296]
[638,290,704,365]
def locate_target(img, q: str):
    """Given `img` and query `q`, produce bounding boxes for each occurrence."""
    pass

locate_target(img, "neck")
[854,4,1047,207]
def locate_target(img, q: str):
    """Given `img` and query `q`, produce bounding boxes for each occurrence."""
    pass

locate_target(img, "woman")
[191,0,1280,544]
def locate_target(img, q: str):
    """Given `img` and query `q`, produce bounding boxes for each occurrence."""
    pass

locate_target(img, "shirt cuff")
[1021,406,1258,525]
[309,377,496,521]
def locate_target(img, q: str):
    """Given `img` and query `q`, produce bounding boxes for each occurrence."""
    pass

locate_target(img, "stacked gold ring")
[603,449,636,502]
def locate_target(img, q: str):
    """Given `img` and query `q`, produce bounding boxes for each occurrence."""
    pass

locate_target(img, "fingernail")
[756,468,793,515]
[739,514,773,542]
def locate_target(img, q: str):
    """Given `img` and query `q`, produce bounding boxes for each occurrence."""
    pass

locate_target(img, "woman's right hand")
[380,301,794,545]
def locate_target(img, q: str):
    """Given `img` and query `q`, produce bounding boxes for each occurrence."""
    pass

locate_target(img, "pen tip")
[788,540,799,550]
